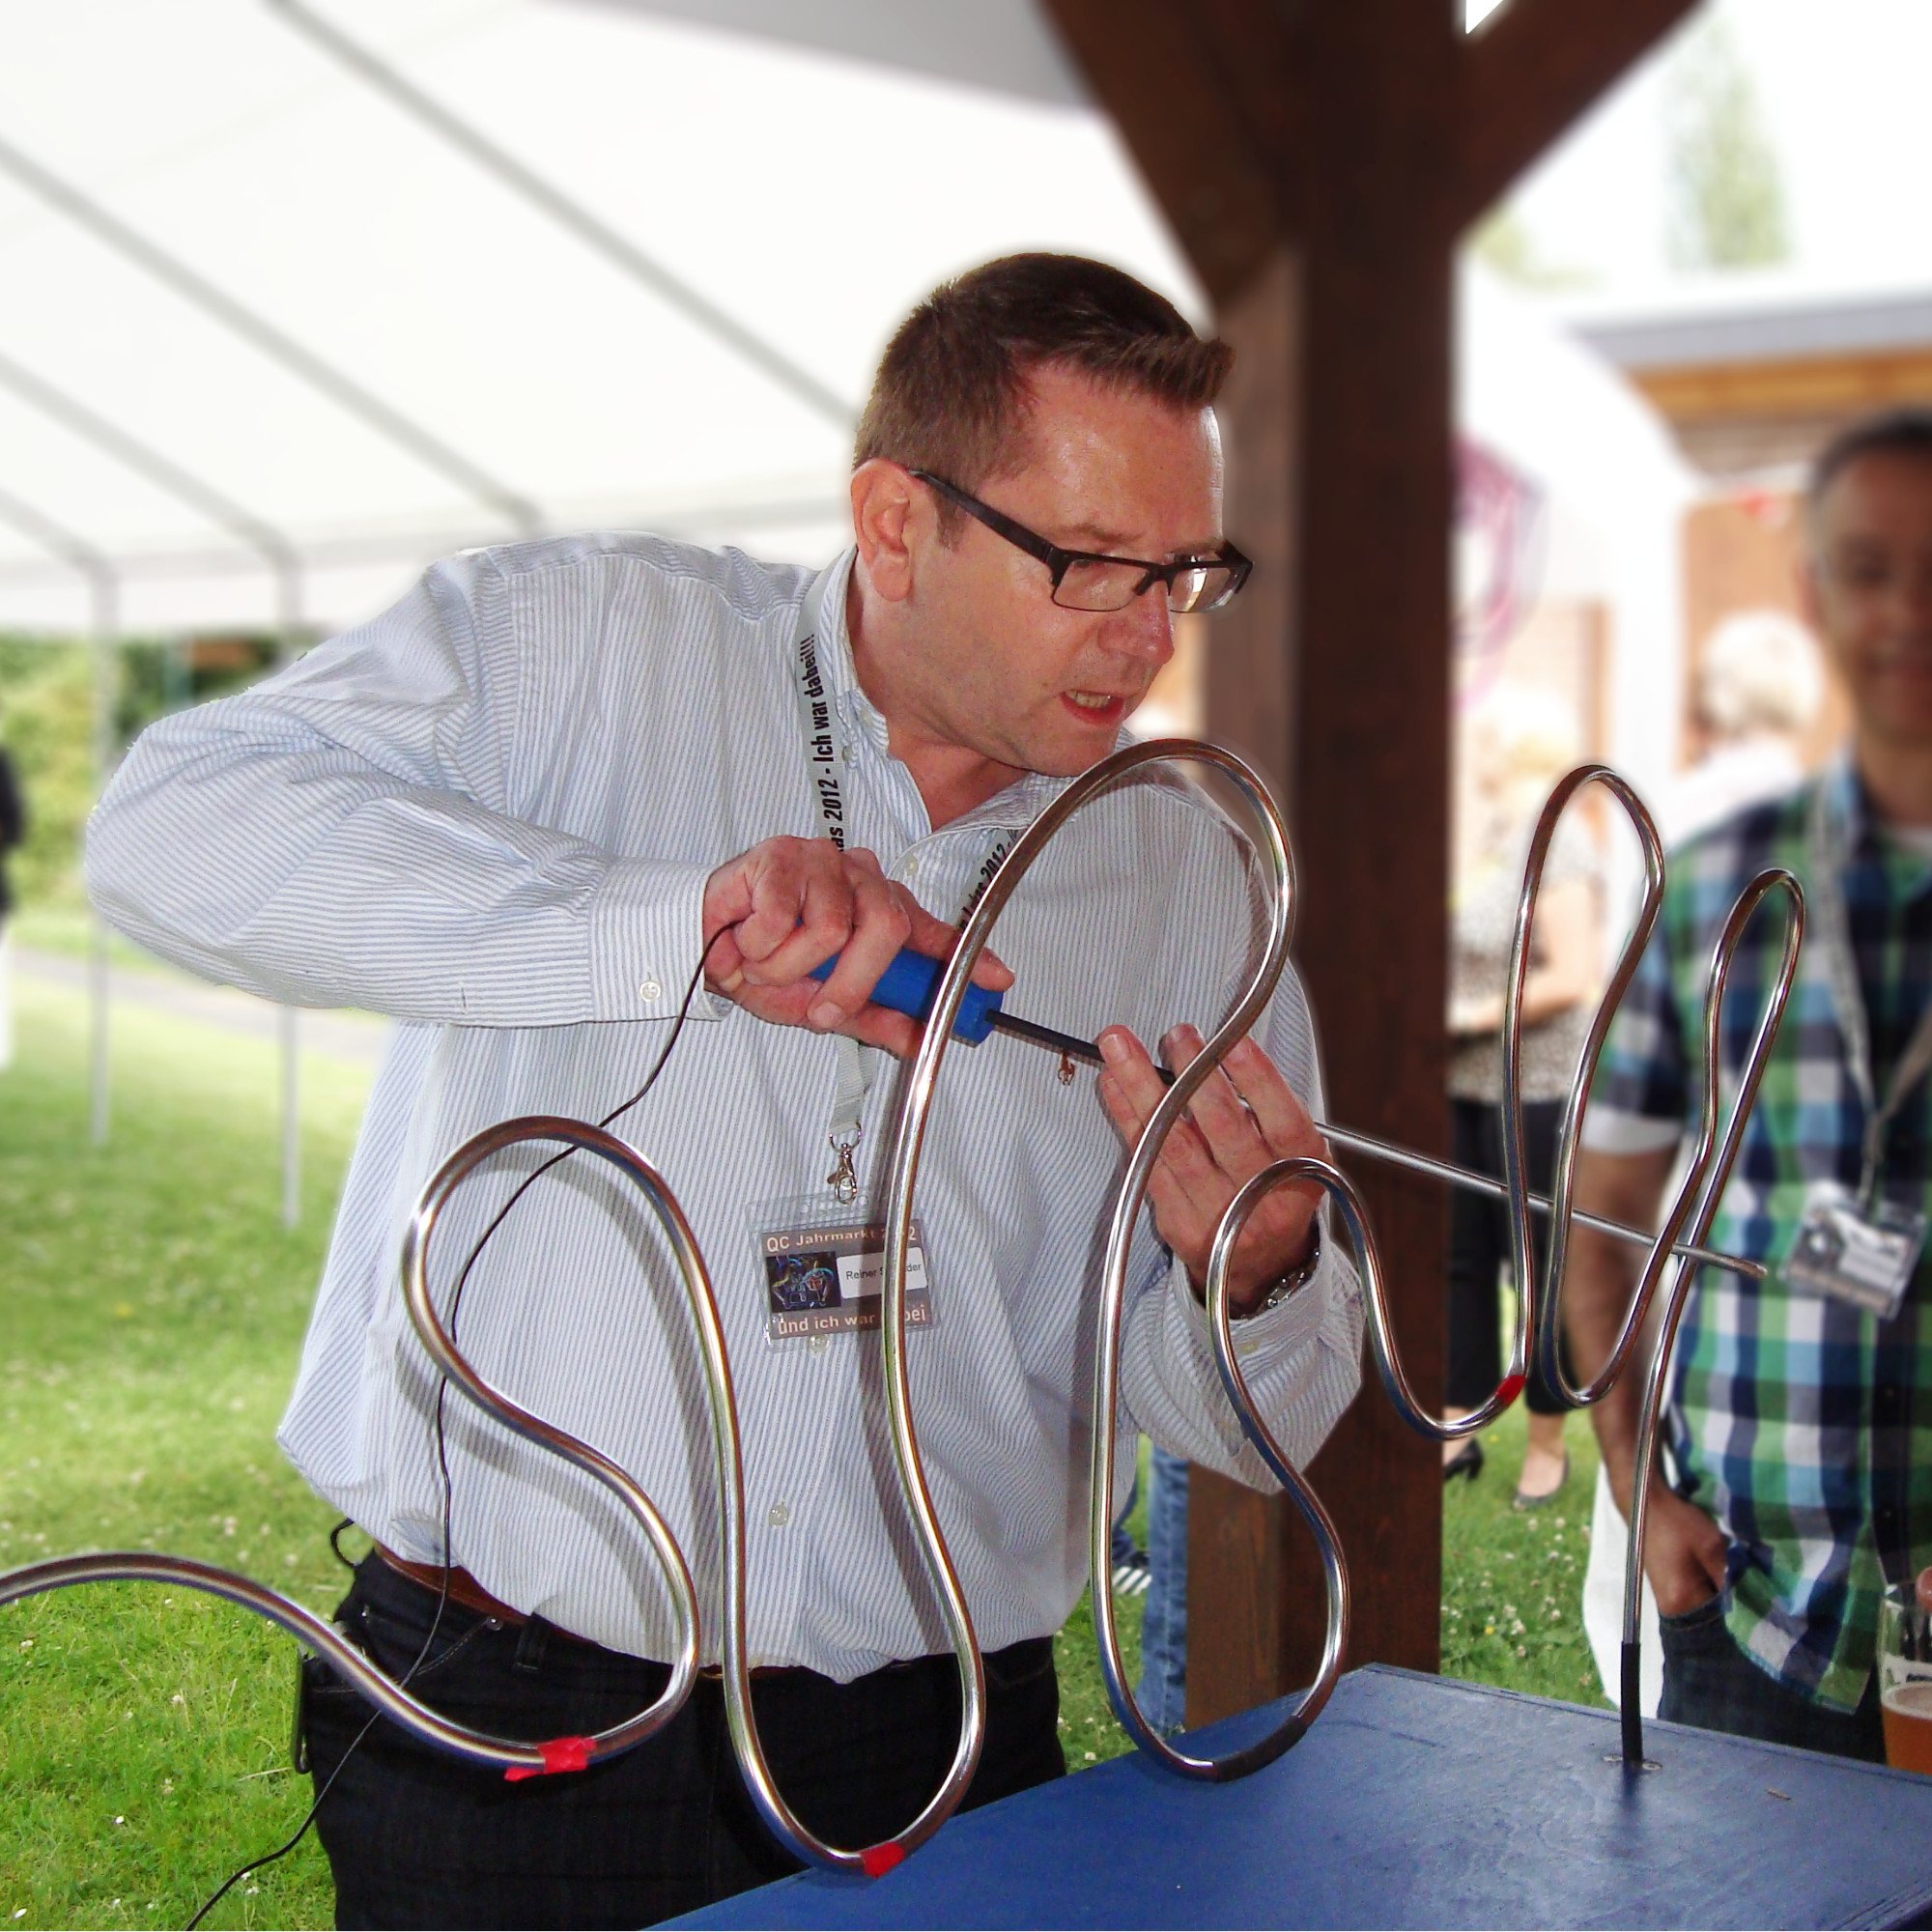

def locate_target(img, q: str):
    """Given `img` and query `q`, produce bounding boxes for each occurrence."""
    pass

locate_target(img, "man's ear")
[1795,539,1826,634]
[851,460,923,603]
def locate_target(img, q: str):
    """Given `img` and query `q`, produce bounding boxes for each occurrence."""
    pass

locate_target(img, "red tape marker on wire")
[504,1735,595,1782]
[1496,1373,1525,1408]
[860,1843,905,1878]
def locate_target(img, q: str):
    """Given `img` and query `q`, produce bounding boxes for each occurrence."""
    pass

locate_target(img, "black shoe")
[1513,1451,1570,1511]
[1442,1439,1484,1484]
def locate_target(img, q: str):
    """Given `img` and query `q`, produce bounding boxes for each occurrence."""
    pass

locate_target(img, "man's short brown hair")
[855,254,1232,535]
[1809,407,1932,510]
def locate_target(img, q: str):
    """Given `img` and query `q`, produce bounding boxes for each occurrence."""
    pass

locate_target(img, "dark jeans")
[1447,1096,1576,1416]
[301,1555,1065,1928]
[1658,1592,1885,1762]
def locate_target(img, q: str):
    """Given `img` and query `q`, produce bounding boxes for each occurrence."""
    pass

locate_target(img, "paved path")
[15,948,393,1068]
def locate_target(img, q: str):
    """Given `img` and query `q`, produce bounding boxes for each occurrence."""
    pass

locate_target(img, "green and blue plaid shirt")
[1588,764,1932,1710]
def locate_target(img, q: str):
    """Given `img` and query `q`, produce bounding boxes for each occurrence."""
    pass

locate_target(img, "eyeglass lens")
[1053,556,1239,615]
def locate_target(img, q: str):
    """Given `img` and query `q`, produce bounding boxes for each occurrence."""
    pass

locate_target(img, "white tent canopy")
[0,0,1195,637]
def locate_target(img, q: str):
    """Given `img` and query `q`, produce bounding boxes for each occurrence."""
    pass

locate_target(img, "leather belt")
[374,1545,783,1673]
[375,1545,579,1634]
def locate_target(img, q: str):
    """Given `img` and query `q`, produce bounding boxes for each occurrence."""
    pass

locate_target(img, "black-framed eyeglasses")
[909,469,1252,615]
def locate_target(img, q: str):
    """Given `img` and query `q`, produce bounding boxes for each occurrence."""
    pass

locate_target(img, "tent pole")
[89,574,118,1148]
[274,569,303,1230]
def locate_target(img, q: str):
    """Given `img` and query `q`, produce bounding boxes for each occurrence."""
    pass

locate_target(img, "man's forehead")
[1813,451,1932,541]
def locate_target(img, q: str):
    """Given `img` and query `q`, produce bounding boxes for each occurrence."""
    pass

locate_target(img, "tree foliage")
[1663,12,1789,273]
[0,635,281,914]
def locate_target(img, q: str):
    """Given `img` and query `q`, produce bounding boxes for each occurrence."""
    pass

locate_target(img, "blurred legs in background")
[1110,1454,1149,1596]
[0,923,14,1069]
[1135,1447,1189,1734]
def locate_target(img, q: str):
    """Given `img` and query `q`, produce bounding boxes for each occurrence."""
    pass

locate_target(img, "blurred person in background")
[1446,684,1605,1504]
[1660,608,1825,849]
[1581,605,1824,1712]
[0,736,22,1068]
[1568,409,1932,1759]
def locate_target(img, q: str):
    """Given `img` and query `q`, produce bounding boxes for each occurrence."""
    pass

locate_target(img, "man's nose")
[1109,583,1176,663]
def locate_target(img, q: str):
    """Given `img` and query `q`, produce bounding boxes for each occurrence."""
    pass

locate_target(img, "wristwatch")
[1238,1219,1322,1320]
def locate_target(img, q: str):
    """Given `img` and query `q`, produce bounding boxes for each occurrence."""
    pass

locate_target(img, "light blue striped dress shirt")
[87,533,1364,1681]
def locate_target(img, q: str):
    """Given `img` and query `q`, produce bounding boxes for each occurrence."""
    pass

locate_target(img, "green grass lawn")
[1,974,364,1931]
[1,965,1608,1929]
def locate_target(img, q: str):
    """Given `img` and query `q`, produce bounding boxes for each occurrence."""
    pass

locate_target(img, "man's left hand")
[1096,1023,1327,1318]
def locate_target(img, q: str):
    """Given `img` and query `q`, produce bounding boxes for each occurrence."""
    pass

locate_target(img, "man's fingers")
[1162,1025,1266,1168]
[803,858,913,1029]
[899,900,1014,991]
[723,841,841,974]
[1218,1035,1323,1157]
[702,926,747,997]
[1097,1027,1171,1131]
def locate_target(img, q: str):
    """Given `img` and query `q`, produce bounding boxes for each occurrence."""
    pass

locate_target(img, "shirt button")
[808,1333,829,1356]
[767,1502,791,1528]
[638,977,663,1003]
[903,856,920,879]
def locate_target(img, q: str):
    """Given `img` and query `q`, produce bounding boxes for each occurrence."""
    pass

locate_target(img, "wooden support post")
[1044,0,1697,1720]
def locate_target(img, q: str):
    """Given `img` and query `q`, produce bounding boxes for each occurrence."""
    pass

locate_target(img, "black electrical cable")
[184,941,720,1929]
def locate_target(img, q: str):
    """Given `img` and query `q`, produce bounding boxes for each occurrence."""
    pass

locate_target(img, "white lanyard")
[788,564,1014,1199]
[1805,779,1932,1202]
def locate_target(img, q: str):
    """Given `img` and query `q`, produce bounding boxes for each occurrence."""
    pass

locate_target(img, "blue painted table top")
[673,1663,1932,1929]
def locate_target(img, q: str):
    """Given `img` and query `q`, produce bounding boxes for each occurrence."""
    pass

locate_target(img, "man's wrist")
[1231,1219,1321,1321]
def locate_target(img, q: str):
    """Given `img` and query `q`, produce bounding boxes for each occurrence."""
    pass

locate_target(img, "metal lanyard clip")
[825,1126,862,1205]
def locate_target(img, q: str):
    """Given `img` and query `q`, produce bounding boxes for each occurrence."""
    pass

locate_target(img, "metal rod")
[1,743,1806,1842]
[984,1010,1760,1279]
[1316,1123,1761,1281]
[0,346,300,579]
[4,1120,710,1777]
[884,738,1314,1784]
[0,484,120,1145]
[984,1009,1098,1061]
[279,1005,300,1228]
[0,356,315,1212]
[1617,868,1803,1771]
[264,0,856,432]
[0,128,542,534]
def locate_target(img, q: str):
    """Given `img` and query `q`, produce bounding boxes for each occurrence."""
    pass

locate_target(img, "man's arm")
[1569,1144,1730,1614]
[86,553,1003,1043]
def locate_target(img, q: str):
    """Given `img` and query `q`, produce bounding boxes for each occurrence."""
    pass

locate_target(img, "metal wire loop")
[1,742,1808,1838]
[875,738,1299,1785]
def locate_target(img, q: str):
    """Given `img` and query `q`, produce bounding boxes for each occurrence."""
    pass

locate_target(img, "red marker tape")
[860,1842,906,1879]
[1496,1373,1525,1407]
[504,1735,594,1782]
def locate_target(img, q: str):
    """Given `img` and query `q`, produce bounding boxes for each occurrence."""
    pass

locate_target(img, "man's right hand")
[1568,1144,1729,1617]
[700,837,1011,1060]
[1612,1469,1730,1616]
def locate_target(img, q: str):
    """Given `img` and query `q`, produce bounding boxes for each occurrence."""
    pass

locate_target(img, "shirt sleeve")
[1115,960,1366,1491]
[85,552,720,1029]
[1579,914,1689,1155]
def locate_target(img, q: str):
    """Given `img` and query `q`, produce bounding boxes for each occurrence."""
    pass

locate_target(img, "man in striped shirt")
[1571,410,1932,1761]
[90,255,1364,1925]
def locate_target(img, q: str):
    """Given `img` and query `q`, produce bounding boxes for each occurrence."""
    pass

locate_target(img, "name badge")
[1782,1183,1926,1321]
[750,1193,935,1345]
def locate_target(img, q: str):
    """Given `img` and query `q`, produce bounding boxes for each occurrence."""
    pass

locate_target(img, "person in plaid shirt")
[1570,408,1932,1761]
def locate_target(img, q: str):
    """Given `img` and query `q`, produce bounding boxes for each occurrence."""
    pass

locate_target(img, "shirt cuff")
[1578,1106,1682,1155]
[586,858,730,1023]
[1168,1231,1330,1370]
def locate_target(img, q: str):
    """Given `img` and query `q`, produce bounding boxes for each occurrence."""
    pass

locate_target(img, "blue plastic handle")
[808,947,1005,1046]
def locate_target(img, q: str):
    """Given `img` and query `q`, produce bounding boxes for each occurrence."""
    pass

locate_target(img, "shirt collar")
[1825,753,1932,897]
